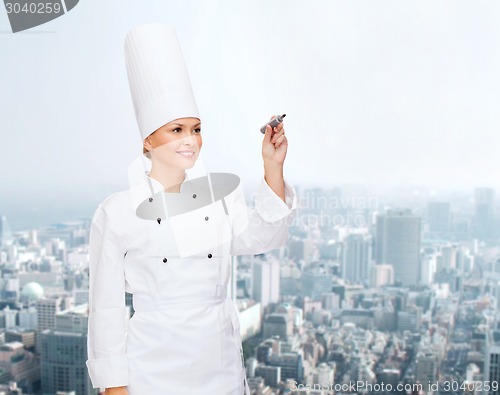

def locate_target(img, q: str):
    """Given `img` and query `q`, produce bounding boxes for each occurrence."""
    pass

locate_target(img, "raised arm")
[228,115,298,255]
[229,175,297,256]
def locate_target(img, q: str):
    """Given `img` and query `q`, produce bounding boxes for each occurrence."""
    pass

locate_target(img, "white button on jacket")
[85,173,297,394]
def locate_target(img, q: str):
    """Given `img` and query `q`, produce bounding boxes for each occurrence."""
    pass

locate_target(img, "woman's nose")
[182,134,197,146]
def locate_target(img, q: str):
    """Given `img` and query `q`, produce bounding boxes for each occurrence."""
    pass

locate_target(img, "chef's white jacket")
[85,173,297,393]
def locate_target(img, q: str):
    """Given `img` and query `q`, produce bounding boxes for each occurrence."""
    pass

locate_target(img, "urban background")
[1,1,500,394]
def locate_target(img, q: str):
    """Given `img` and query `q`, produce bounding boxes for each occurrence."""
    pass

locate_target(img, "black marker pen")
[260,114,286,134]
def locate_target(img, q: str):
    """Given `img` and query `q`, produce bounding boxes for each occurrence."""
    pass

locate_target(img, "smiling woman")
[85,23,297,395]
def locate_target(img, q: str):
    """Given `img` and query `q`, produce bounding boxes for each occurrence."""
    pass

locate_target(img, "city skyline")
[0,173,499,394]
[2,182,499,385]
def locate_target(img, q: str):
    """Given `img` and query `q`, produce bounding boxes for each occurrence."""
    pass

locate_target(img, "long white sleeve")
[230,175,297,256]
[85,204,129,389]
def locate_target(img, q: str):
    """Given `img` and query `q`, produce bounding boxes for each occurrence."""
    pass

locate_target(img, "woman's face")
[144,117,202,170]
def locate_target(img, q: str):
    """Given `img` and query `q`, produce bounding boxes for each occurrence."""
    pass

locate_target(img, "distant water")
[0,187,122,232]
[2,204,96,231]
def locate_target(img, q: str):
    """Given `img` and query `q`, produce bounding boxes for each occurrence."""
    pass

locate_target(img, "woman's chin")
[176,160,197,170]
[152,154,199,170]
[177,155,199,169]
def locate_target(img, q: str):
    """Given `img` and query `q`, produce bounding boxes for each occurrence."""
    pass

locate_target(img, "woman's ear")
[143,137,152,151]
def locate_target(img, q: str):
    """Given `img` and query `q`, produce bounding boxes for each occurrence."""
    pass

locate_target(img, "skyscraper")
[415,349,438,386]
[36,295,71,354]
[40,304,98,395]
[474,188,495,240]
[341,233,372,283]
[485,329,500,395]
[376,209,421,287]
[252,257,280,311]
[0,215,13,247]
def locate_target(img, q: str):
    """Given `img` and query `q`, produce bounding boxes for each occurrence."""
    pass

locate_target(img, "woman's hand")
[261,115,288,203]
[105,386,128,395]
[262,115,288,168]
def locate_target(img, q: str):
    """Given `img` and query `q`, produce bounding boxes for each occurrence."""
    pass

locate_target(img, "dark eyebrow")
[170,122,201,127]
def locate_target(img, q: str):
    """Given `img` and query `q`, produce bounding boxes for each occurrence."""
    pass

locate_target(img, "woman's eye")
[172,128,182,133]
[194,128,201,133]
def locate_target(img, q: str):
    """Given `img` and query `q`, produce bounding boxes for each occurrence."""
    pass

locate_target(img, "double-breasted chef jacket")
[85,171,298,394]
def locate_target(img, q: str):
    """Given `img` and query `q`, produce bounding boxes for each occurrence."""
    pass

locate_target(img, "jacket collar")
[144,171,191,195]
[129,170,190,216]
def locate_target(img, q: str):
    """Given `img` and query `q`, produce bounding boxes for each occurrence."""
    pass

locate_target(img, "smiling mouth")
[176,151,195,157]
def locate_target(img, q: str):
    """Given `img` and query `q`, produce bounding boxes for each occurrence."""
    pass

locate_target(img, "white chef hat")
[124,23,208,217]
[124,23,200,144]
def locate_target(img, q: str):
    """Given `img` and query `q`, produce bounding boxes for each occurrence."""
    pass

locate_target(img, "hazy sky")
[1,0,499,213]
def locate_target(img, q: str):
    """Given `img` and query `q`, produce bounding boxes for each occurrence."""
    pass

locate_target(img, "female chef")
[86,23,297,395]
